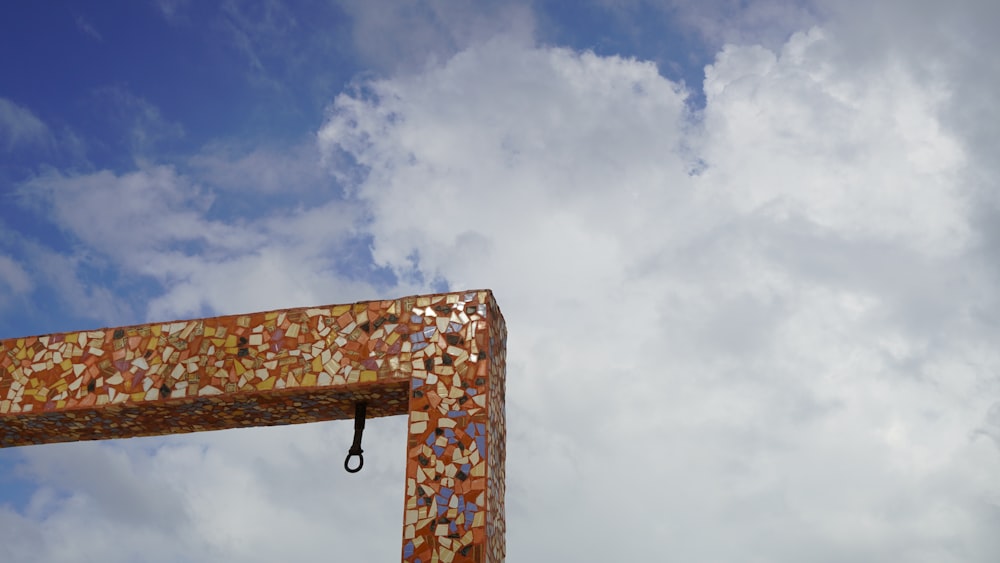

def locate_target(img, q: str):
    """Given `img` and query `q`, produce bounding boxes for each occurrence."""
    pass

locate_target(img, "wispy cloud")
[75,15,103,42]
[153,0,192,22]
[188,141,330,195]
[19,240,133,325]
[0,98,49,151]
[18,161,379,321]
[335,0,536,72]
[0,255,32,297]
[89,86,184,157]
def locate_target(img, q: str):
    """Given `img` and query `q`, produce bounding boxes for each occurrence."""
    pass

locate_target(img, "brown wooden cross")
[0,289,506,562]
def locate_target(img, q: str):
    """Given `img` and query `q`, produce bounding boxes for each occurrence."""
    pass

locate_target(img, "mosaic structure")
[0,290,506,562]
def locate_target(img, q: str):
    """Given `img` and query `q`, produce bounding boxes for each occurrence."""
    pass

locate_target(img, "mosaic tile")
[0,290,506,562]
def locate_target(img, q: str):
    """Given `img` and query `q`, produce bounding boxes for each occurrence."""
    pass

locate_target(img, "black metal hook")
[344,402,366,473]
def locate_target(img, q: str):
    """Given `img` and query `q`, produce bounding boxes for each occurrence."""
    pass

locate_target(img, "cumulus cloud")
[700,29,967,255]
[316,30,999,561]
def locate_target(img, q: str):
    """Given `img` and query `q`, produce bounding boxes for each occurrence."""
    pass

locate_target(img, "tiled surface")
[0,290,506,562]
[485,296,506,563]
[401,292,506,563]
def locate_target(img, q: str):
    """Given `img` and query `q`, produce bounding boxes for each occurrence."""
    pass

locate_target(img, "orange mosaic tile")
[0,289,506,563]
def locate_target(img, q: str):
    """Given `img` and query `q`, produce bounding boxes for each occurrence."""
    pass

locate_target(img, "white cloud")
[19,162,382,321]
[0,252,32,314]
[188,141,330,194]
[597,0,822,52]
[75,15,103,42]
[23,242,132,324]
[335,0,535,72]
[0,255,31,295]
[316,30,999,561]
[90,87,185,156]
[1,418,409,562]
[320,36,693,298]
[219,0,300,78]
[22,165,243,261]
[153,0,192,22]
[699,28,968,255]
[0,98,49,151]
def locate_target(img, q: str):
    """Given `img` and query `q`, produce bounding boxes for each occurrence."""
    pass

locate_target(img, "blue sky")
[2,1,1000,561]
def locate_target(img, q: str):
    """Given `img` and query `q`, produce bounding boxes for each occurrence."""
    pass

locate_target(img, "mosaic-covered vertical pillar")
[402,291,506,562]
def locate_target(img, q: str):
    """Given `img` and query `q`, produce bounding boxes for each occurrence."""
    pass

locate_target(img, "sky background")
[1,0,999,561]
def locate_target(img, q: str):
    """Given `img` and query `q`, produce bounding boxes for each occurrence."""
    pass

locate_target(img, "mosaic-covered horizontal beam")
[0,290,506,562]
